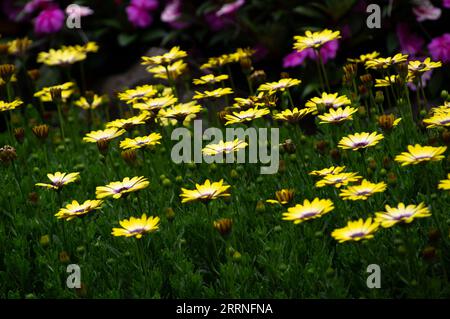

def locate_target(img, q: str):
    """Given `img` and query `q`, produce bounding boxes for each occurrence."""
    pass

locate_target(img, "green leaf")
[141,29,167,42]
[117,33,138,47]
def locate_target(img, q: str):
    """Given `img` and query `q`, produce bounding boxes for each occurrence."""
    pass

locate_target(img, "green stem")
[56,102,66,141]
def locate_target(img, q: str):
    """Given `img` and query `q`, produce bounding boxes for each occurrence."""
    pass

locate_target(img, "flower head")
[147,60,188,80]
[282,198,334,224]
[36,172,80,190]
[348,51,380,64]
[315,172,362,188]
[305,92,351,114]
[225,107,270,125]
[83,127,125,144]
[133,95,177,112]
[34,5,65,34]
[117,85,157,104]
[293,29,341,52]
[120,133,162,150]
[395,144,447,166]
[377,114,402,131]
[272,107,311,123]
[193,74,229,85]
[202,139,247,156]
[408,57,442,75]
[158,101,202,122]
[331,218,379,243]
[338,132,384,151]
[0,99,23,112]
[258,78,301,94]
[438,174,450,191]
[106,113,148,130]
[193,87,234,100]
[309,166,346,177]
[339,179,387,201]
[34,82,75,103]
[180,179,230,203]
[96,176,149,199]
[317,106,357,124]
[74,93,104,110]
[55,200,103,221]
[266,189,295,205]
[112,214,160,239]
[428,34,450,63]
[375,202,431,228]
[37,47,87,66]
[141,46,187,67]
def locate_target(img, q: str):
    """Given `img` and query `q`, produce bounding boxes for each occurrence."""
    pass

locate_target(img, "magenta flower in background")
[161,0,189,29]
[24,0,53,14]
[428,34,450,63]
[216,0,245,17]
[412,0,441,22]
[65,4,94,17]
[317,39,339,63]
[283,50,311,68]
[283,40,338,68]
[34,5,65,34]
[205,0,245,31]
[126,4,153,28]
[444,0,450,8]
[131,0,158,11]
[396,23,424,55]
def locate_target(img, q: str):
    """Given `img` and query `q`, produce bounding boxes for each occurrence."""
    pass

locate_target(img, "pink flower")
[216,0,245,17]
[126,4,153,28]
[24,0,53,14]
[317,39,339,63]
[428,33,450,63]
[131,0,158,11]
[204,12,230,31]
[161,0,189,29]
[396,23,424,55]
[444,0,450,9]
[34,5,65,34]
[283,50,311,68]
[412,1,441,22]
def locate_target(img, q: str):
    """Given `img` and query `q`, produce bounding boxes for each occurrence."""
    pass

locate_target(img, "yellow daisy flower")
[180,179,231,204]
[34,82,75,102]
[0,99,23,112]
[36,172,80,190]
[364,53,408,69]
[293,29,341,52]
[119,133,162,150]
[202,139,248,156]
[55,199,103,221]
[375,202,431,228]
[272,107,311,123]
[305,92,351,114]
[309,166,346,177]
[193,74,229,85]
[96,176,149,199]
[37,47,87,66]
[224,107,270,125]
[233,93,276,109]
[315,172,362,188]
[282,198,334,224]
[193,87,234,100]
[395,144,447,166]
[408,57,442,75]
[348,51,380,64]
[74,94,104,110]
[112,214,160,239]
[132,95,177,112]
[83,127,126,143]
[318,106,357,124]
[158,101,203,122]
[106,113,148,130]
[147,60,188,80]
[7,37,33,56]
[257,78,301,94]
[339,179,387,201]
[117,85,157,104]
[332,218,379,243]
[266,189,295,205]
[141,46,187,66]
[423,112,450,128]
[338,132,384,151]
[438,174,450,191]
